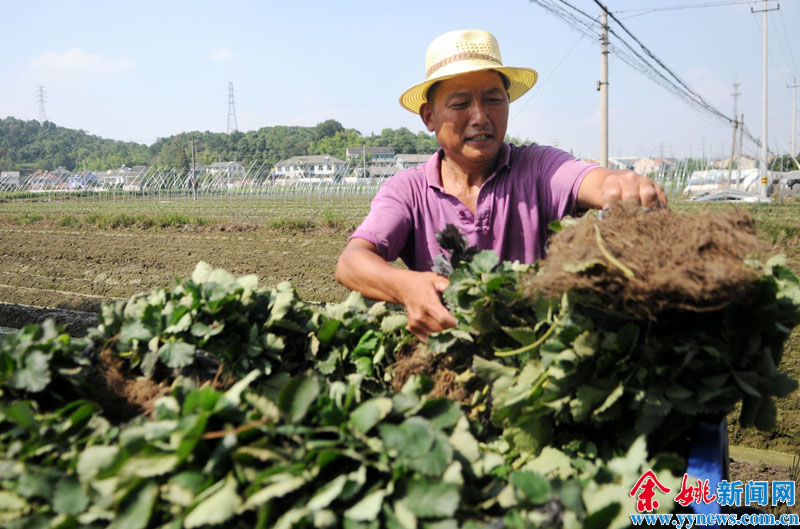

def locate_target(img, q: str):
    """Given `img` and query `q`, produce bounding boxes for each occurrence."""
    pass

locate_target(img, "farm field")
[1,196,799,464]
[0,197,371,317]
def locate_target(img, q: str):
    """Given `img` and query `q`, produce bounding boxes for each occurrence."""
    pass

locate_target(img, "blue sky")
[2,0,798,160]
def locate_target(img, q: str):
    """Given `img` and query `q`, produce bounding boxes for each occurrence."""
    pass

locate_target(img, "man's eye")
[450,101,468,109]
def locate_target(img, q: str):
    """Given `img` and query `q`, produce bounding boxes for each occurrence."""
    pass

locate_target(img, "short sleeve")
[349,176,414,263]
[527,145,598,221]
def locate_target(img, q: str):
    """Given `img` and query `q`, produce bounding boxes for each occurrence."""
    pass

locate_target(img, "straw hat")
[399,29,538,114]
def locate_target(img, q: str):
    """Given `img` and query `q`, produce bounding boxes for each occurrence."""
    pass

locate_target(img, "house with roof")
[207,161,245,177]
[633,157,674,177]
[68,171,98,189]
[29,167,72,190]
[346,147,400,178]
[346,146,395,164]
[206,161,246,188]
[100,165,149,188]
[395,153,431,170]
[273,155,347,179]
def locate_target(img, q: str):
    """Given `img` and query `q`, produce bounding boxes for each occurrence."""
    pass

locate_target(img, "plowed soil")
[0,224,352,313]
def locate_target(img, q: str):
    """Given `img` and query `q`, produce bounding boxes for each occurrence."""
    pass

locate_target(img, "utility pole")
[789,78,798,158]
[737,113,745,189]
[36,86,48,123]
[598,5,609,168]
[191,140,197,201]
[752,1,780,198]
[727,82,741,188]
[727,119,738,188]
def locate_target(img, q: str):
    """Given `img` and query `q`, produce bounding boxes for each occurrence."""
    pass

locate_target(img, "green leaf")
[571,386,609,422]
[350,397,393,433]
[240,476,306,511]
[381,417,435,458]
[510,471,551,504]
[407,432,453,477]
[77,445,120,482]
[403,480,460,518]
[109,481,158,529]
[418,399,462,430]
[380,314,408,334]
[158,340,196,368]
[53,476,89,516]
[0,491,27,513]
[4,401,38,430]
[11,351,50,392]
[120,452,180,478]
[185,474,242,528]
[223,369,261,407]
[307,475,348,511]
[593,384,624,417]
[471,250,499,273]
[344,489,386,521]
[472,355,517,383]
[352,330,382,358]
[120,320,154,344]
[317,319,341,345]
[279,375,320,423]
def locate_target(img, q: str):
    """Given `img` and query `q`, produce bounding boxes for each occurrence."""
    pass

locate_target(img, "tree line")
[0,117,443,173]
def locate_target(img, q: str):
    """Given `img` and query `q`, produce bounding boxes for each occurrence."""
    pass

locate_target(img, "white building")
[273,155,347,179]
[207,161,245,178]
[395,153,431,170]
[100,166,149,188]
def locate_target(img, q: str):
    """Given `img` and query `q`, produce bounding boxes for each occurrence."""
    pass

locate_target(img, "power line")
[776,11,799,78]
[773,10,799,83]
[528,0,761,148]
[594,0,734,125]
[615,0,762,19]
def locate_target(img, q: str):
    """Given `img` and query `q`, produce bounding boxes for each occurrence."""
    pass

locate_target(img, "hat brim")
[399,65,538,114]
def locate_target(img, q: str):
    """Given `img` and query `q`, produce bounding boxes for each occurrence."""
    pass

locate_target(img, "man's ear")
[420,103,435,132]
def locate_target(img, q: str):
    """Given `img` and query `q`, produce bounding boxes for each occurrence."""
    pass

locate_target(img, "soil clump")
[87,348,168,422]
[391,345,471,403]
[525,203,767,320]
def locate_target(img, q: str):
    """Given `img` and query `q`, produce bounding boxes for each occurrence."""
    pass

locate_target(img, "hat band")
[425,52,502,79]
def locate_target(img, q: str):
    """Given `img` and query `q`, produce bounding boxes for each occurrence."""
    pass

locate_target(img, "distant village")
[0,145,760,191]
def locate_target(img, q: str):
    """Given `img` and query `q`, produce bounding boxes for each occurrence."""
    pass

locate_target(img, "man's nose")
[468,101,490,126]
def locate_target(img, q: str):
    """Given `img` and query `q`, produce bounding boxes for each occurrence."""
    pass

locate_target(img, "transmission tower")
[227,81,238,134]
[36,86,48,123]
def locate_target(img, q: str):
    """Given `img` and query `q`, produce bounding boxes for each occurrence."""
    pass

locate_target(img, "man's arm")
[335,238,456,342]
[576,167,667,210]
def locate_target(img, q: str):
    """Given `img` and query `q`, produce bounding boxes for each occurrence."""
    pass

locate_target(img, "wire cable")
[528,0,766,150]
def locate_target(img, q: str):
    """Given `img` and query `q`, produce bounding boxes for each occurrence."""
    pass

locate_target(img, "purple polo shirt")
[350,143,598,271]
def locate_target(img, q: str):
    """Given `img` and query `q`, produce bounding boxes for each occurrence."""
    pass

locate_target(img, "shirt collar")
[425,143,511,190]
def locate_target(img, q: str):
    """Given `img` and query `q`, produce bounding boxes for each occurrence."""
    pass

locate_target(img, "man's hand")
[577,168,667,210]
[335,238,457,343]
[396,271,457,342]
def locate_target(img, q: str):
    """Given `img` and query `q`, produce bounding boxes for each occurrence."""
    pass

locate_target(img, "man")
[336,29,666,342]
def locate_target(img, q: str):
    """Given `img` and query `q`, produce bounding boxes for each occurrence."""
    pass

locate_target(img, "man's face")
[421,70,509,170]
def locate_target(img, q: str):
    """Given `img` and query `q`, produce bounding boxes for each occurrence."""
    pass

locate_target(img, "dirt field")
[0,223,352,311]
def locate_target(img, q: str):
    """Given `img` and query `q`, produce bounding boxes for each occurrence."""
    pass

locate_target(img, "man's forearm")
[335,245,411,305]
